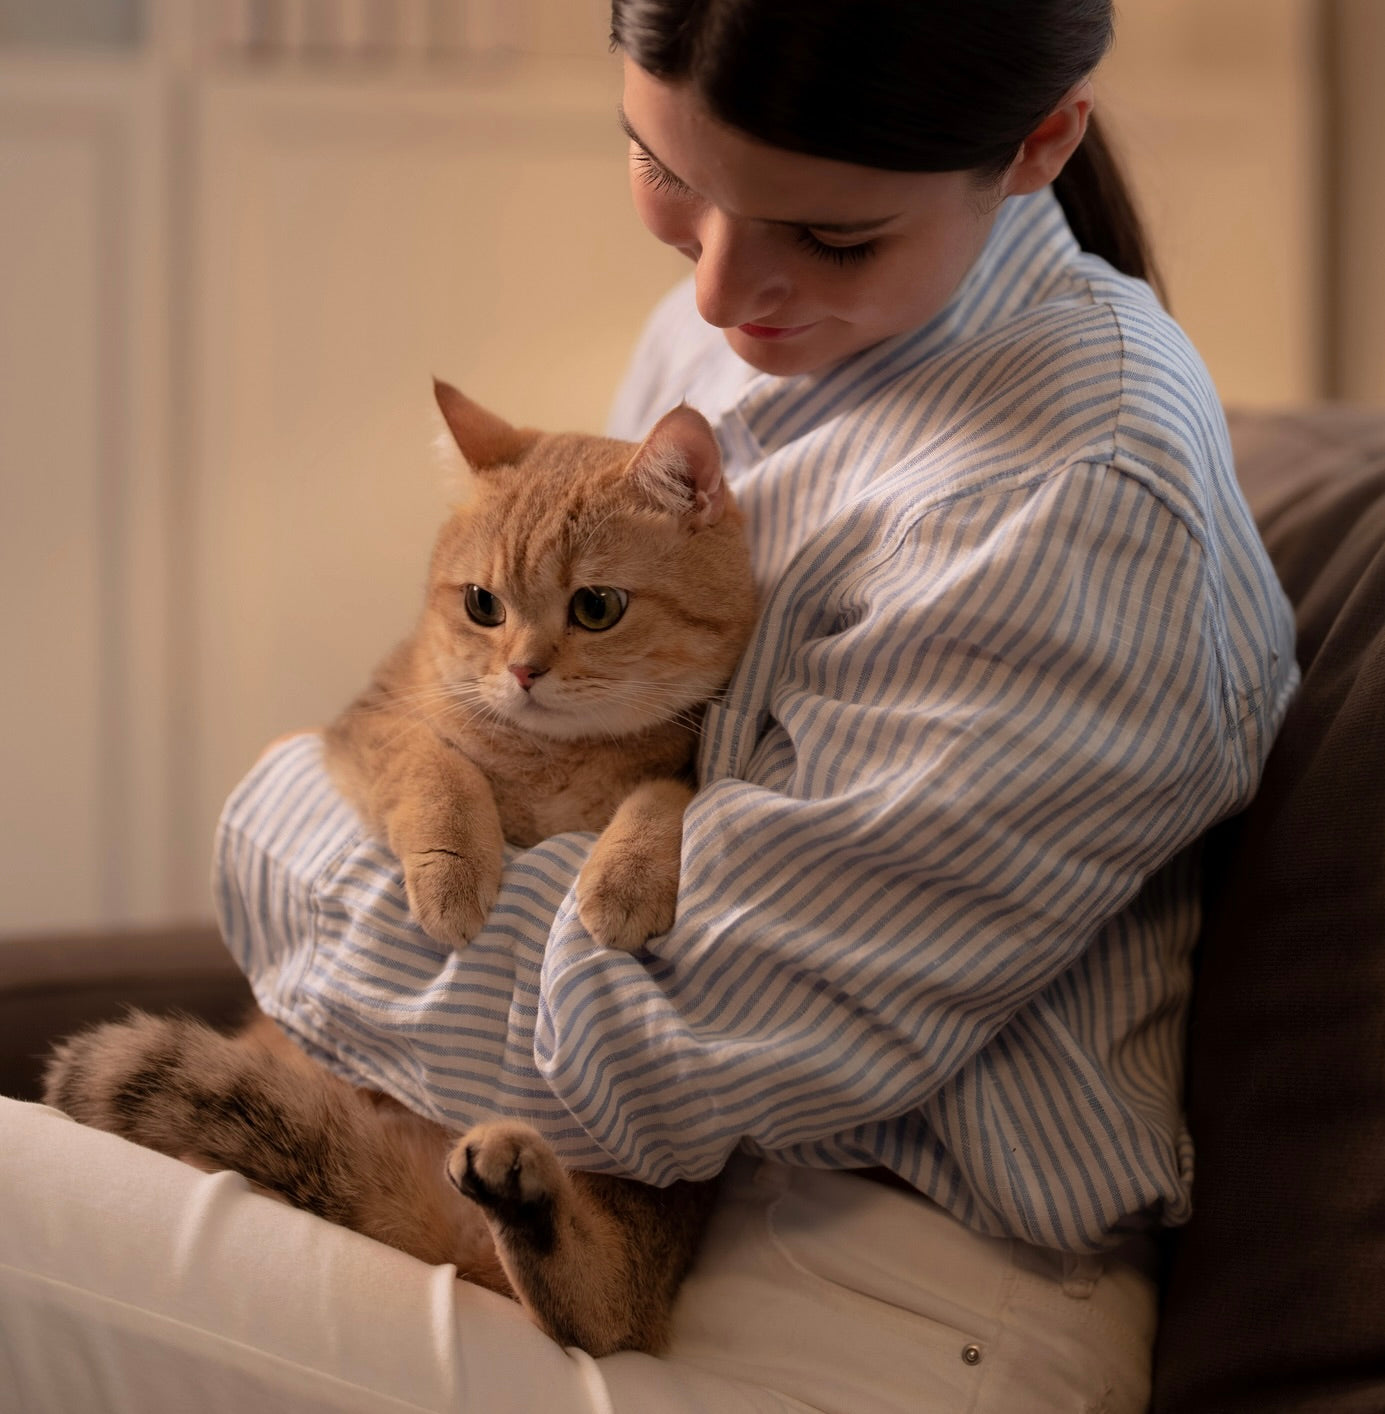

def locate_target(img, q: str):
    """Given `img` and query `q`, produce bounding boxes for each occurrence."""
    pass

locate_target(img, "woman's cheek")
[629,180,696,256]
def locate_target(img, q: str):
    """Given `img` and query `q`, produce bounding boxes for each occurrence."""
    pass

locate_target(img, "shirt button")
[962,1344,983,1366]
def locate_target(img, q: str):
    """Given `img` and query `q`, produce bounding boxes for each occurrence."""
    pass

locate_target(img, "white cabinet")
[0,55,174,930]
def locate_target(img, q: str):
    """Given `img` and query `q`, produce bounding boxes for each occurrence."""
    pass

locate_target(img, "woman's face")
[621,58,1007,377]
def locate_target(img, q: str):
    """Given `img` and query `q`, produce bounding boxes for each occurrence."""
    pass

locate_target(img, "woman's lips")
[736,321,818,341]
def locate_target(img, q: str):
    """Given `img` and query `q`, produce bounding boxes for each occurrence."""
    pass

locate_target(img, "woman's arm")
[534,461,1245,1160]
[219,457,1274,1248]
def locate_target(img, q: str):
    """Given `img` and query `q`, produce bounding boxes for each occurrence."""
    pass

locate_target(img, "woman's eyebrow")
[616,104,900,235]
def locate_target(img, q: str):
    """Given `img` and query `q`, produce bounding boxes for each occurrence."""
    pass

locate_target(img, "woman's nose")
[692,211,790,329]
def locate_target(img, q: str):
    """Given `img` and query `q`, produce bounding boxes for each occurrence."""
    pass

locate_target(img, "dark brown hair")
[611,0,1161,297]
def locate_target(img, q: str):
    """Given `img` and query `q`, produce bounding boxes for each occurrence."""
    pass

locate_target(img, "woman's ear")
[1003,79,1095,196]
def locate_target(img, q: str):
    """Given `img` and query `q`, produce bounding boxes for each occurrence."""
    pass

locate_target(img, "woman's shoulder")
[1021,255,1216,405]
[875,258,1231,525]
[1064,260,1233,527]
[1057,255,1224,449]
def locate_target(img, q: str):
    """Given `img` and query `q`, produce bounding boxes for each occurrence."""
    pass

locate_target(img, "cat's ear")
[627,404,727,528]
[433,379,539,471]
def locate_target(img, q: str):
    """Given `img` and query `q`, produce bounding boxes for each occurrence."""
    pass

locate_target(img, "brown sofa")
[1152,408,1385,1413]
[2,406,1382,1411]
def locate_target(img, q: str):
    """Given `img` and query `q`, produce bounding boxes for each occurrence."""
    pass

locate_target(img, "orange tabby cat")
[44,383,758,1355]
[327,379,756,955]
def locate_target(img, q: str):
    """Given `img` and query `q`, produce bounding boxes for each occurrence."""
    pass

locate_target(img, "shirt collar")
[724,187,1082,457]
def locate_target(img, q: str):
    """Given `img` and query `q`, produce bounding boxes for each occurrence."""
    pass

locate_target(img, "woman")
[0,2,1296,1411]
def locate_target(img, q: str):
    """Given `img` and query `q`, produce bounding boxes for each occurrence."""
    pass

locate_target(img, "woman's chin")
[723,322,844,377]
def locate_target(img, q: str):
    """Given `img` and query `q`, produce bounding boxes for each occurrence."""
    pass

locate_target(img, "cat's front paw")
[576,852,678,952]
[404,848,499,950]
[445,1121,563,1245]
[575,779,688,951]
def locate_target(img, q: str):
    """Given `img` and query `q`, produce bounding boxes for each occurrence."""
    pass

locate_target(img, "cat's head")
[419,380,757,743]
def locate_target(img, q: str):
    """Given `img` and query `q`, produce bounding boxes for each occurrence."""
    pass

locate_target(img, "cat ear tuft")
[627,404,727,528]
[433,378,539,471]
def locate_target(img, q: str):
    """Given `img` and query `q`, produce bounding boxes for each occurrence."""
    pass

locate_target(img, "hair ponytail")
[1053,113,1164,300]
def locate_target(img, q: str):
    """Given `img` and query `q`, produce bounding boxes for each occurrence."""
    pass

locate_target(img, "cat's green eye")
[463,584,505,627]
[570,586,628,632]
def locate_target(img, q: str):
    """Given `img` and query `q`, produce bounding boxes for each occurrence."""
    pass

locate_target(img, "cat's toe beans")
[447,1122,561,1212]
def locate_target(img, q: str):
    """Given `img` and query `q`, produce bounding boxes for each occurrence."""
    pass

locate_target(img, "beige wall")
[1331,0,1385,403]
[1102,0,1385,408]
[1099,0,1326,408]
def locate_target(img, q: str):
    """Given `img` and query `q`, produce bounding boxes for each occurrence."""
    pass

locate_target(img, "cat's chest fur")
[449,720,698,849]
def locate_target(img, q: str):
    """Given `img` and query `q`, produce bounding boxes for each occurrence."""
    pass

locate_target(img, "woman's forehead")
[619,56,964,229]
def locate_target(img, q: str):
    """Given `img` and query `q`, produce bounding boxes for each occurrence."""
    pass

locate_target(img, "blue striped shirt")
[217,188,1297,1251]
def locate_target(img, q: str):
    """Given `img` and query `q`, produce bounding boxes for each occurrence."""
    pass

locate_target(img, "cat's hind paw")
[445,1121,564,1247]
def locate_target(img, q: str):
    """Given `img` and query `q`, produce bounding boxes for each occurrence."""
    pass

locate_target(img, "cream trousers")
[0,1098,1157,1414]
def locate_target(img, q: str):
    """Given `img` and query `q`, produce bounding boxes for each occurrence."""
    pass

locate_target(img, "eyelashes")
[631,147,688,199]
[630,147,879,267]
[791,229,877,267]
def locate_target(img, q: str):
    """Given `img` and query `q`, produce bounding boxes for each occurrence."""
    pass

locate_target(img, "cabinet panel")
[0,65,171,931]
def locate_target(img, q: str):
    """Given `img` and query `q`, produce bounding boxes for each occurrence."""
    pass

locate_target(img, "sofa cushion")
[0,927,252,1103]
[1152,409,1385,1412]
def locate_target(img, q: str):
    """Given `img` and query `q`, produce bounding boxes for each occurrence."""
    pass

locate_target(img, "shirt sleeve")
[529,460,1241,1180]
[220,459,1242,1187]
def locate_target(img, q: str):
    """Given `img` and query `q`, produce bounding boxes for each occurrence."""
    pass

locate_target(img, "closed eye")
[631,146,692,199]
[632,147,878,267]
[793,230,878,266]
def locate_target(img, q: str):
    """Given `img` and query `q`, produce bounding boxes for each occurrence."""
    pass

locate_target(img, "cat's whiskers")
[595,679,701,713]
[444,684,513,735]
[367,679,500,752]
[357,682,471,716]
[375,702,465,753]
[446,678,564,747]
[551,681,707,741]
[565,674,688,701]
[390,682,483,719]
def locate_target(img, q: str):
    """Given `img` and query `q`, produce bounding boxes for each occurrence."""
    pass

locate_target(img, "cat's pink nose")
[508,663,547,691]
